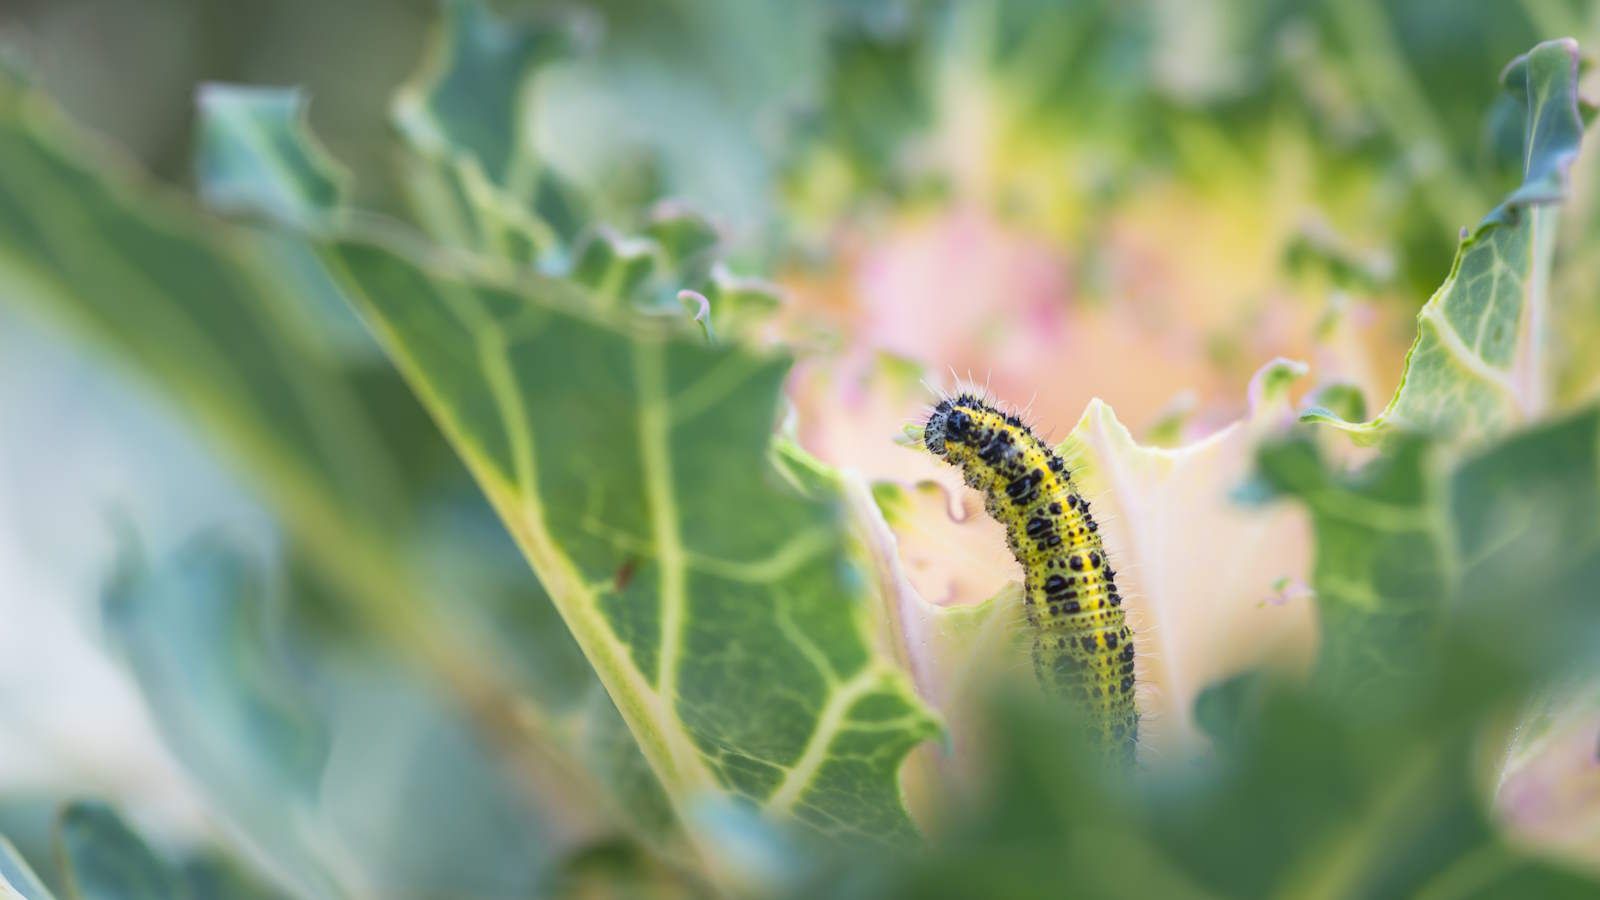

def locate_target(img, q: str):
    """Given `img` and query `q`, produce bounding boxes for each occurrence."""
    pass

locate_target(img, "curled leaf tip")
[677,289,714,341]
[1247,357,1309,411]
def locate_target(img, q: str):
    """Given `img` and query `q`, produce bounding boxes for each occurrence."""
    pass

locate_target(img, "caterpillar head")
[923,395,983,457]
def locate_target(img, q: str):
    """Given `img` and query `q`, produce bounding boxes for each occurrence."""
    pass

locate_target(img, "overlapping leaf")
[102,541,338,897]
[0,52,651,875]
[104,535,650,898]
[55,803,181,900]
[392,1,780,336]
[392,0,588,264]
[1303,39,1586,443]
[1254,433,1448,696]
[321,234,940,841]
[1260,404,1600,693]
[2,804,289,899]
[321,1,941,842]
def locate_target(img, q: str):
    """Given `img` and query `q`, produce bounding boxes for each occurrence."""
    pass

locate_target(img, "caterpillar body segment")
[923,394,1137,760]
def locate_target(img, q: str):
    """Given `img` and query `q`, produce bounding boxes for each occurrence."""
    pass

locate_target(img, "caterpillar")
[922,393,1137,761]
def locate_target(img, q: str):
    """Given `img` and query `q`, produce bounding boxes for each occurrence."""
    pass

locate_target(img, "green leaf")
[195,84,349,227]
[1448,406,1600,670]
[51,803,285,900]
[102,538,339,898]
[642,206,720,283]
[1190,670,1270,755]
[0,53,659,857]
[793,671,1600,900]
[189,64,688,853]
[0,82,404,530]
[1260,405,1600,701]
[393,0,577,192]
[388,1,777,346]
[319,233,941,842]
[109,535,638,897]
[1254,433,1447,697]
[316,660,595,897]
[1303,39,1587,443]
[698,265,783,342]
[0,67,460,732]
[570,228,658,304]
[175,853,283,900]
[0,837,55,900]
[392,0,588,263]
[55,803,179,900]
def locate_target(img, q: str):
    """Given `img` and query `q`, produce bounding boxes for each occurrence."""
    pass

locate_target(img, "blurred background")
[3,0,1600,896]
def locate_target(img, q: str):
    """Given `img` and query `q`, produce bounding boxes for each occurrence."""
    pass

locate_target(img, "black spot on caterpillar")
[924,393,1137,760]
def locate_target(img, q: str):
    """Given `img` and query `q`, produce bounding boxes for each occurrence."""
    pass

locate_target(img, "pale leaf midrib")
[1510,204,1556,415]
[1416,309,1522,406]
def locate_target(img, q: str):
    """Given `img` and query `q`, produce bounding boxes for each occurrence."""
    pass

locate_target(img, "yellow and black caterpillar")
[923,394,1136,759]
